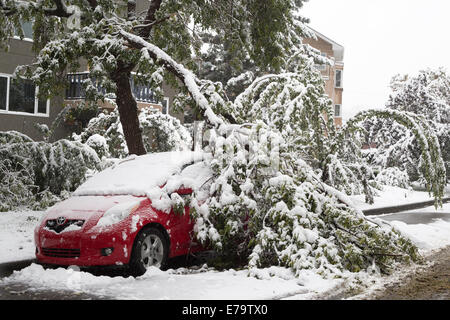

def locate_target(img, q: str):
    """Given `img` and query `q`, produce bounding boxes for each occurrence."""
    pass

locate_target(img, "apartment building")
[0,22,72,141]
[303,28,344,127]
[0,15,179,142]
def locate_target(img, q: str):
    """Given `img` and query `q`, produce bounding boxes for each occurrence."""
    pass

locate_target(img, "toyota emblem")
[56,217,67,226]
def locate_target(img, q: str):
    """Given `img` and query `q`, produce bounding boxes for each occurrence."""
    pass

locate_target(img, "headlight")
[96,200,142,227]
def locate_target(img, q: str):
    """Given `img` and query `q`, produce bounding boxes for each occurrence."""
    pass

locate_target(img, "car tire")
[129,226,169,277]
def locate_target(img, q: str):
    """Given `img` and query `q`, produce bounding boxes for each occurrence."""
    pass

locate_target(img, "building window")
[9,78,37,113]
[161,97,169,115]
[0,76,7,110]
[21,21,34,39]
[334,104,342,118]
[0,74,49,116]
[66,73,89,99]
[131,77,158,103]
[14,20,34,40]
[335,69,343,88]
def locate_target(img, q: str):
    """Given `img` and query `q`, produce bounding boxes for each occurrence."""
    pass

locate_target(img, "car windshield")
[74,151,209,197]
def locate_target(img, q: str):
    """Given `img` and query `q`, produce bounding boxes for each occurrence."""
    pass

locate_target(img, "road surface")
[377,206,450,224]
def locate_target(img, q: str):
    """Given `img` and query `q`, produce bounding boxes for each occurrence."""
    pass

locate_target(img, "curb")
[362,197,450,216]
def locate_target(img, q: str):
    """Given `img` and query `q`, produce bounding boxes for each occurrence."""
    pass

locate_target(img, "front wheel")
[129,227,169,277]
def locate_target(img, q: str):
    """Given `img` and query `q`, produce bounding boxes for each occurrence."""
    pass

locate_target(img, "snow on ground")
[0,210,42,263]
[349,185,449,210]
[349,184,450,252]
[379,203,450,252]
[0,264,346,300]
[0,186,449,300]
[393,219,450,251]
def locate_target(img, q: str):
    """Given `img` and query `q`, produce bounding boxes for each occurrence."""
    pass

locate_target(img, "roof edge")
[305,26,344,50]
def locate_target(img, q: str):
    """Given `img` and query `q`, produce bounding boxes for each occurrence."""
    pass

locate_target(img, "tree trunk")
[111,65,147,156]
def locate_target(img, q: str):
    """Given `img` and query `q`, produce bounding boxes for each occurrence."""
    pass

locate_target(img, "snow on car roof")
[73,151,210,196]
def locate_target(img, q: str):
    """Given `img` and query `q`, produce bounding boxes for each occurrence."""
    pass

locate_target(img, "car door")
[167,188,201,256]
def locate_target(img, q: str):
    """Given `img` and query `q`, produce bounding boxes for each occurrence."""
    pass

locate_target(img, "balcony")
[65,72,166,113]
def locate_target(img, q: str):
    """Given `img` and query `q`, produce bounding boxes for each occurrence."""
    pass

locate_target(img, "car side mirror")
[170,188,193,215]
[176,187,193,195]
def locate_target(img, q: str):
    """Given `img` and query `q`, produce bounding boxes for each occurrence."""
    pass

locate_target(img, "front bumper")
[35,225,134,267]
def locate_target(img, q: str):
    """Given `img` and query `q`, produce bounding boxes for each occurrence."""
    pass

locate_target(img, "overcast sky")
[300,0,450,120]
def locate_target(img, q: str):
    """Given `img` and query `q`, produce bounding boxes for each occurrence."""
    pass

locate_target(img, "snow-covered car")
[34,151,212,276]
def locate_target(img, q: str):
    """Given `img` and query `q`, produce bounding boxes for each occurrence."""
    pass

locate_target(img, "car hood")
[42,195,145,222]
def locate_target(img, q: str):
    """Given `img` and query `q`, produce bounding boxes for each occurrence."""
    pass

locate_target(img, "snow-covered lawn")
[0,210,42,264]
[0,186,449,300]
[349,185,450,211]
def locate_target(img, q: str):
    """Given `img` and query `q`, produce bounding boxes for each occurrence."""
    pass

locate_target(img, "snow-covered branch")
[344,108,446,206]
[120,30,225,128]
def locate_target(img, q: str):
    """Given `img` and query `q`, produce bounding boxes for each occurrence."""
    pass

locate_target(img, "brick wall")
[303,35,344,127]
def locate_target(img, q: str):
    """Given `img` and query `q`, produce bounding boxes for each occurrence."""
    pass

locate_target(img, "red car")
[34,151,212,276]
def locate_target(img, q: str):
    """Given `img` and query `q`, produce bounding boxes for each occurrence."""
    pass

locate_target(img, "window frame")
[0,73,50,117]
[12,20,34,42]
[161,97,170,115]
[334,104,342,118]
[335,69,343,88]
[0,74,9,111]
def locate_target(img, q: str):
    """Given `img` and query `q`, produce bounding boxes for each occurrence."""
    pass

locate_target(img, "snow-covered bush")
[73,107,192,158]
[63,101,100,129]
[346,109,446,205]
[0,130,33,144]
[375,167,410,189]
[325,154,379,204]
[73,106,127,158]
[360,117,419,179]
[0,132,35,211]
[139,108,192,154]
[0,131,100,211]
[0,155,36,212]
[362,68,450,183]
[85,134,110,159]
[388,68,449,124]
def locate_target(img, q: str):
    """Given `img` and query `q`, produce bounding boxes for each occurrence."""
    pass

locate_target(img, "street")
[379,210,450,224]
